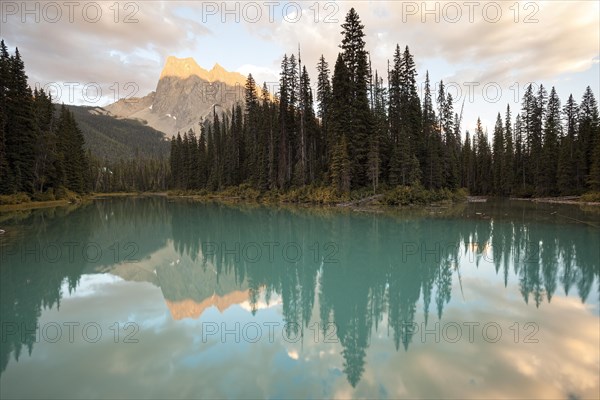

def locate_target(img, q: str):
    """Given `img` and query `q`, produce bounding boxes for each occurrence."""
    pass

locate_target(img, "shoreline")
[1,191,599,213]
[509,196,600,206]
[0,192,167,212]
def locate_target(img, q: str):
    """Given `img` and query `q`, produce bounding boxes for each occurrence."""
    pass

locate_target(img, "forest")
[1,8,599,200]
[170,8,600,199]
[0,40,169,198]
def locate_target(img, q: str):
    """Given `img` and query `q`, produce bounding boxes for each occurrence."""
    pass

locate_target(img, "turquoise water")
[1,198,599,399]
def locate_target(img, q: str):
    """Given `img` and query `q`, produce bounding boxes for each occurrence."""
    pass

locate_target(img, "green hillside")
[65,105,170,161]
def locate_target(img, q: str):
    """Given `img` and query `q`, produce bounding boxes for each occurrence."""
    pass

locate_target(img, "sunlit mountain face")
[1,198,598,398]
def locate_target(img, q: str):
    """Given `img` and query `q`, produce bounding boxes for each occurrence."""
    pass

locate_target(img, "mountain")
[66,105,170,161]
[103,56,247,137]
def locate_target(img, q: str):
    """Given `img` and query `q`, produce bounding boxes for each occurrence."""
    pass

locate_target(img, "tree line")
[0,40,171,197]
[169,8,600,197]
[0,40,90,196]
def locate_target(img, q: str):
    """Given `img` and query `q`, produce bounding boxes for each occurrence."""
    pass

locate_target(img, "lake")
[1,197,599,399]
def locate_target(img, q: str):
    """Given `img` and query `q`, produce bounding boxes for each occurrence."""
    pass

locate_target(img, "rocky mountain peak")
[159,56,209,80]
[104,56,247,137]
[159,56,246,87]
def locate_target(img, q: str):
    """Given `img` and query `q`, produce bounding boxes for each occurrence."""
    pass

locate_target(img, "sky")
[1,0,599,134]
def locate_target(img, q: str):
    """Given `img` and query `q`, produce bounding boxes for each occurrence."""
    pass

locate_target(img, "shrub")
[0,192,31,205]
[55,187,81,203]
[31,189,56,202]
[383,185,465,206]
[581,192,600,202]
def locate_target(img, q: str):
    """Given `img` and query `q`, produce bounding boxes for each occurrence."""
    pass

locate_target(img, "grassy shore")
[0,191,164,212]
[167,185,469,208]
[2,187,599,213]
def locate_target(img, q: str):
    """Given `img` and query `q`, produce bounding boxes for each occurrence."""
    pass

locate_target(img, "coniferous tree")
[474,118,492,194]
[492,113,505,195]
[244,74,260,184]
[461,130,473,191]
[520,84,536,190]
[539,87,561,195]
[503,105,514,194]
[316,55,332,170]
[422,71,443,189]
[532,84,547,189]
[389,45,402,150]
[4,48,36,193]
[443,92,459,188]
[277,55,291,188]
[331,134,351,193]
[32,88,59,192]
[56,105,88,193]
[368,71,386,192]
[0,40,10,193]
[557,94,578,193]
[514,114,526,192]
[198,121,208,188]
[579,86,600,190]
[589,132,600,191]
[400,46,423,175]
[340,8,371,187]
[330,53,352,183]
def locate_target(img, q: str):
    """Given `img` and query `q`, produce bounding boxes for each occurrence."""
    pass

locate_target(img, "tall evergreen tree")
[539,87,561,195]
[399,45,422,171]
[316,55,332,168]
[492,113,505,195]
[340,8,371,187]
[0,40,10,193]
[4,48,36,193]
[330,53,352,182]
[331,134,351,193]
[32,88,59,192]
[513,114,526,192]
[557,94,578,193]
[579,86,600,190]
[461,130,474,191]
[474,118,492,194]
[422,72,443,189]
[503,105,514,194]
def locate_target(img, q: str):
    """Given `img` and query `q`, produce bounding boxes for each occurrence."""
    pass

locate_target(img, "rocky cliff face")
[103,56,247,137]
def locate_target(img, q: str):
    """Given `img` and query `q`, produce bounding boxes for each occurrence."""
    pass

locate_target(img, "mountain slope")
[66,105,170,161]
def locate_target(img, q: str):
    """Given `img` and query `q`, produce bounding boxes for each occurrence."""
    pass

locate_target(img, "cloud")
[2,1,211,105]
[236,64,279,87]
[2,0,597,126]
[244,1,598,86]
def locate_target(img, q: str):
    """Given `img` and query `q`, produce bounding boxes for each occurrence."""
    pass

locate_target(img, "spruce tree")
[316,55,332,166]
[0,40,10,194]
[330,53,352,182]
[557,94,578,193]
[33,88,58,192]
[579,86,600,190]
[492,113,505,195]
[421,72,443,189]
[277,55,291,188]
[474,118,492,194]
[503,105,514,194]
[461,130,473,190]
[331,134,351,193]
[198,122,208,188]
[539,86,560,195]
[513,114,526,192]
[4,48,36,193]
[400,45,422,172]
[340,8,371,187]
